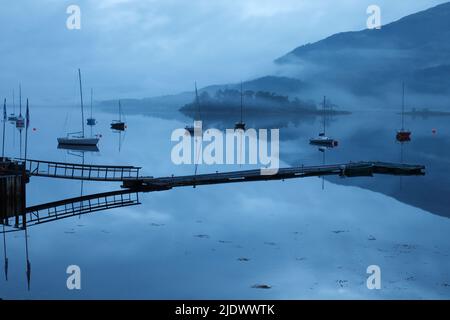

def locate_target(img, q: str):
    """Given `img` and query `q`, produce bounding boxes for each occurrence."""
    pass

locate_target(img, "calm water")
[0,102,449,299]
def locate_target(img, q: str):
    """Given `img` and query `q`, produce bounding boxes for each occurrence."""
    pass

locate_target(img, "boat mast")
[195,82,200,120]
[240,82,243,123]
[12,90,15,115]
[78,69,85,138]
[323,96,326,135]
[2,99,6,158]
[19,84,22,117]
[90,88,93,119]
[2,222,7,281]
[401,82,405,131]
[119,100,122,122]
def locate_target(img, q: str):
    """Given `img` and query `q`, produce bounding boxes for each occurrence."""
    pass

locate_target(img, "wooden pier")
[0,159,425,231]
[122,161,426,191]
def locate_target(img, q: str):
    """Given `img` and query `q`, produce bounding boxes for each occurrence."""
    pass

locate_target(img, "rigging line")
[25,227,31,291]
[193,82,202,181]
[323,96,326,135]
[62,111,70,134]
[240,81,243,123]
[25,227,29,261]
[194,135,201,178]
[121,130,127,151]
[402,82,405,130]
[19,129,22,159]
[238,131,243,168]
[90,88,93,119]
[12,123,15,148]
[78,69,85,138]
[2,223,7,280]
[322,149,326,191]
[2,99,6,158]
[195,82,201,120]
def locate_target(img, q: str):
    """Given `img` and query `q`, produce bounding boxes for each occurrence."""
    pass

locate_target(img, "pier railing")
[18,158,141,182]
[2,190,140,229]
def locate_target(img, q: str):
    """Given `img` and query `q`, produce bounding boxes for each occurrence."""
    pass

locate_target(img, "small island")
[404,108,450,117]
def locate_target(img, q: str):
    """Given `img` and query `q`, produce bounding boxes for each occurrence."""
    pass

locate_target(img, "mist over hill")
[276,2,450,99]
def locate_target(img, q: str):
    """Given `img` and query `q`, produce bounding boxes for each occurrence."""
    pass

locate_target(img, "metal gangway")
[18,158,141,182]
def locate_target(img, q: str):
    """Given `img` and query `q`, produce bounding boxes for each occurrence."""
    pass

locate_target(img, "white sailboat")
[58,69,99,146]
[15,85,25,129]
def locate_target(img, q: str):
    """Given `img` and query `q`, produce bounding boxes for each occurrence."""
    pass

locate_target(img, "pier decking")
[122,162,426,191]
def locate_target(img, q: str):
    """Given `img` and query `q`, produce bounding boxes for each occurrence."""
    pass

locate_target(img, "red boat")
[396,130,411,142]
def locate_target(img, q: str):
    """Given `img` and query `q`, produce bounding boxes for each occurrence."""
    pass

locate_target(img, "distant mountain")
[276,2,450,96]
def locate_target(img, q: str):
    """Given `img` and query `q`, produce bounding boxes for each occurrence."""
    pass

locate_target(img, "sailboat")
[57,69,99,147]
[15,85,25,129]
[234,82,246,131]
[185,82,200,135]
[87,88,97,126]
[396,83,411,142]
[8,90,17,122]
[309,96,338,147]
[110,100,126,131]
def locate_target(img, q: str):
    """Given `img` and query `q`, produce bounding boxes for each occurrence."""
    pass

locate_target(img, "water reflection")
[0,104,449,299]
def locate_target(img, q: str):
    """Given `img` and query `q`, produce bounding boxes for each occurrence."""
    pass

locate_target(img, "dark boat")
[185,83,201,136]
[8,90,17,122]
[86,88,97,126]
[396,83,411,142]
[111,122,125,131]
[310,96,338,148]
[234,82,246,131]
[310,133,339,147]
[111,100,126,131]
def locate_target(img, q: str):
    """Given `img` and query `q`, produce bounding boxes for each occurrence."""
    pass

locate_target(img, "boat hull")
[57,138,99,146]
[309,138,338,147]
[234,122,246,130]
[396,131,411,142]
[16,117,25,128]
[111,122,125,131]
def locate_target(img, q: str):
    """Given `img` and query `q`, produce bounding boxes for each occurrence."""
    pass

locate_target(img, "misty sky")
[0,0,448,104]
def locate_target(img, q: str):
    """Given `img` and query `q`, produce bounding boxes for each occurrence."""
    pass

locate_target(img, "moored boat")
[310,96,338,148]
[396,83,411,142]
[57,69,99,148]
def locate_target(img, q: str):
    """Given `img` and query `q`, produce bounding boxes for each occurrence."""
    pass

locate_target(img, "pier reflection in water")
[0,104,449,299]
